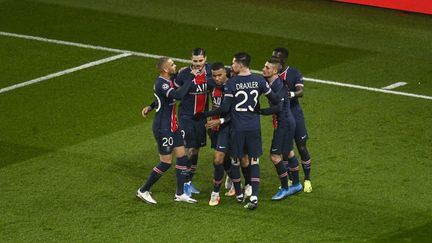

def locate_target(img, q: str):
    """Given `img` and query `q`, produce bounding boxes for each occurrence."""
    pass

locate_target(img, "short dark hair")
[192,48,206,57]
[233,52,251,67]
[156,57,170,71]
[267,57,282,72]
[273,47,289,59]
[267,57,282,65]
[211,62,225,71]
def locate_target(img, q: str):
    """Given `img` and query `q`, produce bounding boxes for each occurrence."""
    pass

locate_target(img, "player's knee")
[270,154,281,164]
[213,151,225,165]
[173,146,186,158]
[240,156,249,168]
[187,148,199,157]
[288,150,295,159]
[159,154,172,164]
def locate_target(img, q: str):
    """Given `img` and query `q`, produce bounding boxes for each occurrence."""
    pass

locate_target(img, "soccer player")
[204,62,232,206]
[272,47,313,193]
[136,57,199,204]
[259,58,303,200]
[174,48,214,195]
[199,52,280,210]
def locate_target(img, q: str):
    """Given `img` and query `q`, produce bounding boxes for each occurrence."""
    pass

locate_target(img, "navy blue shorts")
[230,129,262,160]
[179,116,206,149]
[209,125,230,153]
[291,105,309,143]
[270,124,295,155]
[153,128,184,155]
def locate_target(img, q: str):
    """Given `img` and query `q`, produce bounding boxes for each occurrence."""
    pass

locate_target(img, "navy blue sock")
[301,159,311,180]
[175,156,189,195]
[230,161,242,196]
[285,161,293,181]
[297,144,311,180]
[250,160,260,196]
[282,154,292,181]
[241,165,251,185]
[140,162,171,192]
[189,154,198,180]
[184,153,192,182]
[223,156,231,174]
[288,156,300,185]
[274,161,288,189]
[213,163,224,192]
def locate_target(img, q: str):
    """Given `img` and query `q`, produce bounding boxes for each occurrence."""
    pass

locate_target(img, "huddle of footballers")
[137,47,312,210]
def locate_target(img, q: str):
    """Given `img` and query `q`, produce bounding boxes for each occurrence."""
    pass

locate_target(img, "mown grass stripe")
[0,53,131,93]
[1,31,431,100]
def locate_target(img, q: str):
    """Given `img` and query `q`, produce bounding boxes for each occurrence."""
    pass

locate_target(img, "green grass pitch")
[1,0,431,242]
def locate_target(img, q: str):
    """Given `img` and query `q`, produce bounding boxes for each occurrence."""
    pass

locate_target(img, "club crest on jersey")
[162,83,170,90]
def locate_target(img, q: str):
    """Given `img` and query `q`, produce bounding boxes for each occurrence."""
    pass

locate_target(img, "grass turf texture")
[1,0,431,242]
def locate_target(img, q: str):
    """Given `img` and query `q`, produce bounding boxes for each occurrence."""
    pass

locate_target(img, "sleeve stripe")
[264,89,272,95]
[174,81,180,88]
[224,94,233,97]
[166,88,174,97]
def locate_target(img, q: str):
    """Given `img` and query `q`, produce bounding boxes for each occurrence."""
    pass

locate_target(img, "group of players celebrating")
[136,47,313,210]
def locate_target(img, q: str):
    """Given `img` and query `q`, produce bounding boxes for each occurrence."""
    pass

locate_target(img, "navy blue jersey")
[174,63,214,117]
[152,76,178,132]
[279,67,304,107]
[269,77,293,128]
[224,74,271,131]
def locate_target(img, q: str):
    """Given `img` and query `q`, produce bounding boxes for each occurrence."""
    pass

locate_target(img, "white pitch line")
[303,78,430,100]
[382,82,407,90]
[0,31,189,63]
[0,53,131,94]
[1,31,431,101]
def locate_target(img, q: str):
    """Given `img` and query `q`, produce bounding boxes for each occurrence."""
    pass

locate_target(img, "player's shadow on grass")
[0,140,53,168]
[373,221,432,242]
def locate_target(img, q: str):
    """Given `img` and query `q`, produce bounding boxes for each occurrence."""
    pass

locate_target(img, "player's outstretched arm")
[265,88,283,105]
[259,102,283,115]
[222,113,232,124]
[169,79,192,99]
[204,96,232,117]
[205,113,232,129]
[286,70,304,98]
[168,69,199,100]
[193,96,232,121]
[294,86,304,98]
